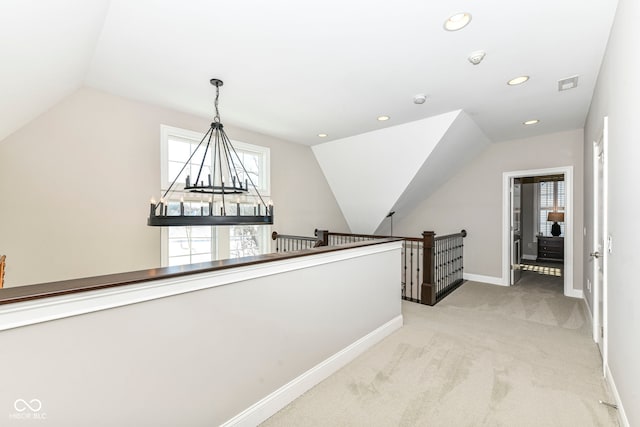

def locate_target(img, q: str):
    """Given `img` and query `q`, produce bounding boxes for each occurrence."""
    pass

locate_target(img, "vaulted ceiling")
[0,0,618,145]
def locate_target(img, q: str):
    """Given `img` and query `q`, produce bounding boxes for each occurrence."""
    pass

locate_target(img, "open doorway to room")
[503,167,575,297]
[516,175,565,292]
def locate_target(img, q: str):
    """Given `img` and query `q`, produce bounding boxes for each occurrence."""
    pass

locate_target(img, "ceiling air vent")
[558,75,579,91]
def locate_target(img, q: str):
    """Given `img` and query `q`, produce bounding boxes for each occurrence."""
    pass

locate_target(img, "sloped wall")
[313,111,490,234]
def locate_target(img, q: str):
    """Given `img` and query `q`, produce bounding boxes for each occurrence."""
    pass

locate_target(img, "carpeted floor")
[262,273,618,426]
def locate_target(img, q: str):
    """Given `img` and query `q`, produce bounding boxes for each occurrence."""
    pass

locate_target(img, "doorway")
[502,167,575,297]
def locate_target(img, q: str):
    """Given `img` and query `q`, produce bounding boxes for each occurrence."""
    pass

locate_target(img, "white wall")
[0,242,402,426]
[392,129,584,288]
[0,87,348,287]
[583,0,639,423]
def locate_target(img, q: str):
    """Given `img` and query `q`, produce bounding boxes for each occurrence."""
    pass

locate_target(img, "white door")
[592,117,608,372]
[511,178,522,285]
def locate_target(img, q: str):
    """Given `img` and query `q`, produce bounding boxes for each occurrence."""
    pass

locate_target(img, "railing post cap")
[271,231,278,240]
[461,229,467,238]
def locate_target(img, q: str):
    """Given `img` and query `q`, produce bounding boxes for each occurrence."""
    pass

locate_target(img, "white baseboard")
[221,314,403,426]
[605,364,630,427]
[522,254,537,261]
[565,288,584,299]
[583,297,593,326]
[463,273,507,286]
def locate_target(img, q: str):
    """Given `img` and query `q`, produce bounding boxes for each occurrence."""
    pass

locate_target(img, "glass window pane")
[168,139,191,163]
[169,227,188,238]
[190,238,211,254]
[190,227,212,238]
[168,238,190,256]
[168,255,190,266]
[191,253,213,264]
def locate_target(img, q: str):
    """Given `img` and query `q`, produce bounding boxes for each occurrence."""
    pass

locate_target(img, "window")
[538,180,565,236]
[159,125,271,266]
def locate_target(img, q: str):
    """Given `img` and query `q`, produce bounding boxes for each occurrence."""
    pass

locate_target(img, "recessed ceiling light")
[444,13,472,31]
[508,76,529,86]
[318,133,328,138]
[523,119,540,125]
[377,115,390,121]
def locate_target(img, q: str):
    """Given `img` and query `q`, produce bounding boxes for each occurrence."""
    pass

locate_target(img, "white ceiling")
[1,0,618,145]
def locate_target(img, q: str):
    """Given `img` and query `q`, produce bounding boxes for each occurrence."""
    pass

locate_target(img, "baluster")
[403,241,407,300]
[409,242,413,298]
[416,242,421,302]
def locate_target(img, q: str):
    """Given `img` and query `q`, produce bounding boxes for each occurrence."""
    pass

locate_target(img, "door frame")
[592,116,609,375]
[510,178,523,285]
[502,166,575,296]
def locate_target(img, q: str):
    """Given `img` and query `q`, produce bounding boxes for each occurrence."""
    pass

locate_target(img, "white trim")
[602,117,609,376]
[583,296,594,330]
[502,166,574,296]
[0,242,403,332]
[221,315,403,427]
[605,364,630,427]
[565,288,583,299]
[591,117,609,373]
[463,273,507,286]
[522,254,537,261]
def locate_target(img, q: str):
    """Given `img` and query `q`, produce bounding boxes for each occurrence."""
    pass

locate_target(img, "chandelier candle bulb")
[150,200,156,217]
[185,176,190,188]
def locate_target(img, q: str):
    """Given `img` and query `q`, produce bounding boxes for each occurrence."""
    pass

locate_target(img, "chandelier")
[147,79,274,227]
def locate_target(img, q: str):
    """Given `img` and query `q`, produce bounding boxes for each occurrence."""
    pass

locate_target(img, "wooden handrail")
[0,255,5,289]
[326,231,423,242]
[434,229,467,241]
[0,239,400,306]
[271,231,319,242]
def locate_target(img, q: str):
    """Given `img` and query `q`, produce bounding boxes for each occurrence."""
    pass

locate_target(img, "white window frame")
[537,180,565,237]
[160,125,270,195]
[159,125,271,267]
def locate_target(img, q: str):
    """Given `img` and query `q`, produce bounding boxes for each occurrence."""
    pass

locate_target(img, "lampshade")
[547,212,565,222]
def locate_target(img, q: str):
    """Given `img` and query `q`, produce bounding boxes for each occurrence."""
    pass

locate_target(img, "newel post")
[421,231,436,306]
[314,229,329,247]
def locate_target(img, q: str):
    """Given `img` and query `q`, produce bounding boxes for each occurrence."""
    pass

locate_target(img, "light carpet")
[262,273,618,426]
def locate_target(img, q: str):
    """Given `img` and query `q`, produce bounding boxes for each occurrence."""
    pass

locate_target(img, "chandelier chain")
[214,84,221,123]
